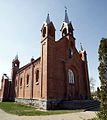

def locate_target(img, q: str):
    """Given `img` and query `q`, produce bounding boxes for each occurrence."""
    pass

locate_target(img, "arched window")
[20,78,22,86]
[62,28,67,36]
[36,70,39,83]
[26,74,29,85]
[68,69,75,84]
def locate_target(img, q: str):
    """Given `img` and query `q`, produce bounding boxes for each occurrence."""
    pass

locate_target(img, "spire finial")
[46,13,51,24]
[80,43,84,51]
[64,6,69,23]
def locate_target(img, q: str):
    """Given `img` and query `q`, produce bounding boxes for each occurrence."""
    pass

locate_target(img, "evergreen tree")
[98,38,107,120]
[97,87,101,100]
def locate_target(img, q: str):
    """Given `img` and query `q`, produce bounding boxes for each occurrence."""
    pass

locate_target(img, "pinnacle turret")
[60,8,74,39]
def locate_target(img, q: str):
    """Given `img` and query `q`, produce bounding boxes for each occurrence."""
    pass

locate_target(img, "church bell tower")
[10,54,20,101]
[40,14,55,100]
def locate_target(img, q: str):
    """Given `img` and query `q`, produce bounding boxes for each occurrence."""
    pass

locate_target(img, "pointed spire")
[64,7,69,23]
[46,13,51,24]
[80,43,84,51]
[15,53,18,60]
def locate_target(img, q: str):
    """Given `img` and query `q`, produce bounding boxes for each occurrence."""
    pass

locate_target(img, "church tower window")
[62,28,67,36]
[68,69,75,84]
[42,27,46,37]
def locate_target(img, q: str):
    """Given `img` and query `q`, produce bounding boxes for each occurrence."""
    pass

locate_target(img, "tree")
[97,87,101,100]
[98,38,107,120]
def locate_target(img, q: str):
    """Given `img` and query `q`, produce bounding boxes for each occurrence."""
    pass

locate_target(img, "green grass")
[0,102,81,116]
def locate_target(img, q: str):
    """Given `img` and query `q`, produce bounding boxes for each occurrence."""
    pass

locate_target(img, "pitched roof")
[17,57,41,73]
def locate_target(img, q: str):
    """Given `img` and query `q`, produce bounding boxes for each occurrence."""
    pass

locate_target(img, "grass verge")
[0,102,81,116]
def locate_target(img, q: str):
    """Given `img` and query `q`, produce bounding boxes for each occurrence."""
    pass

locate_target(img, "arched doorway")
[67,68,79,100]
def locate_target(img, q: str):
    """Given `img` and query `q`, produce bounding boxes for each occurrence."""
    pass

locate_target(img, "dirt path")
[0,109,97,120]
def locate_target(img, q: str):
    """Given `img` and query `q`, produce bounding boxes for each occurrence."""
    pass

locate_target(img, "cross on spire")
[64,6,69,23]
[46,13,51,24]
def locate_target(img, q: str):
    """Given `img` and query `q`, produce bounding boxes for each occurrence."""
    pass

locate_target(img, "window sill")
[69,83,75,85]
[26,84,29,87]
[35,82,39,85]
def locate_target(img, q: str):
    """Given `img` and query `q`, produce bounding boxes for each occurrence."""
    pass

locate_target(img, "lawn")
[0,102,81,116]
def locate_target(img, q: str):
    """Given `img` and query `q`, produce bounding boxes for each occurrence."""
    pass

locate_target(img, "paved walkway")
[0,109,97,120]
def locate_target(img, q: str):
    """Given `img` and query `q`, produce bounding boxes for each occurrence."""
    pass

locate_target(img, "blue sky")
[0,0,107,89]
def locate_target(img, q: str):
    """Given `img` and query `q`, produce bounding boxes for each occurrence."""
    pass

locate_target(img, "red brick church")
[0,10,90,109]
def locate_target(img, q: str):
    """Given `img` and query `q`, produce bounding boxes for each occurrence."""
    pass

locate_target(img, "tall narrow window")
[68,69,75,84]
[68,48,73,58]
[20,78,22,86]
[26,74,29,86]
[36,70,39,83]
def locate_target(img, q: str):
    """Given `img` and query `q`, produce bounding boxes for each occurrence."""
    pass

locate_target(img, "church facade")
[0,10,90,110]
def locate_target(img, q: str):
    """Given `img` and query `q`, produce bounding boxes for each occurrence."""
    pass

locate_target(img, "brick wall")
[0,79,10,101]
[46,35,90,100]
